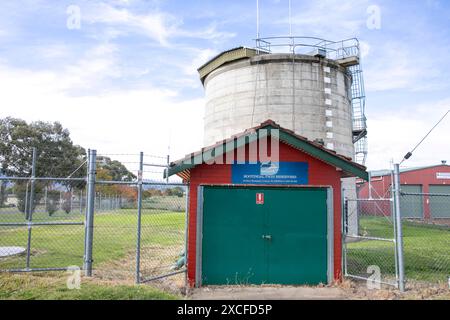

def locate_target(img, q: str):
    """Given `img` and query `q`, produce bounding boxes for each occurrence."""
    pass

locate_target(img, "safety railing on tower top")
[254,36,360,60]
[253,36,368,165]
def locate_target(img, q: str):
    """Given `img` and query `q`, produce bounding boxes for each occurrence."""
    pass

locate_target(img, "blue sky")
[0,0,449,173]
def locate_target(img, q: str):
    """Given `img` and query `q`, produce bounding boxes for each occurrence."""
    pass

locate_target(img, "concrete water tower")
[197,37,368,235]
[198,38,367,164]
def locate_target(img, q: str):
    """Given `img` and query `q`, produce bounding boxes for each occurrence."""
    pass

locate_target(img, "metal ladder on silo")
[332,41,368,165]
[349,62,368,165]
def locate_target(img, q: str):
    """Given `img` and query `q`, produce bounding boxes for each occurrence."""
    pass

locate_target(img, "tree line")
[0,117,136,214]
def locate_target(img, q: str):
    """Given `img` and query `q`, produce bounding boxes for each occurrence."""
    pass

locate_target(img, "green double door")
[429,185,450,218]
[200,186,329,286]
[400,185,423,218]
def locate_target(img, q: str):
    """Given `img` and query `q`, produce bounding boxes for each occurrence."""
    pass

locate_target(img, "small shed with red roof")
[166,120,368,287]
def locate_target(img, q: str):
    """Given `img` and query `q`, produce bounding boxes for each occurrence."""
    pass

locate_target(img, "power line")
[400,109,450,164]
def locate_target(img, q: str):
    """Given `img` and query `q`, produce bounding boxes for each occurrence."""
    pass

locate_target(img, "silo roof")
[197,47,259,84]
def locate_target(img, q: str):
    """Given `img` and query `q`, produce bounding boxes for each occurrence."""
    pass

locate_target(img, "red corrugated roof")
[173,119,364,168]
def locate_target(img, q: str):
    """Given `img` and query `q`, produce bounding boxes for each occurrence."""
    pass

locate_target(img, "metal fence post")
[393,163,406,292]
[84,149,97,276]
[184,185,190,291]
[80,190,83,214]
[342,195,349,278]
[25,147,37,270]
[166,154,170,183]
[70,190,73,212]
[135,152,144,284]
[44,186,48,212]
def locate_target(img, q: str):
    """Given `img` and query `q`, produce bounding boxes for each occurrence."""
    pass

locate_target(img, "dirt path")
[190,286,346,300]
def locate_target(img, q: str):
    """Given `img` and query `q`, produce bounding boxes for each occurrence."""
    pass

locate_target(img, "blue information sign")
[231,162,309,185]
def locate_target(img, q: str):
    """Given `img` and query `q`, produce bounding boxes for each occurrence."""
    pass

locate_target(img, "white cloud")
[359,41,370,59]
[181,48,218,76]
[59,44,116,91]
[0,62,205,178]
[83,3,178,46]
[178,23,236,42]
[83,3,235,46]
[37,44,71,59]
[364,43,420,92]
[28,42,122,95]
[366,99,450,170]
[364,42,445,92]
[276,0,369,38]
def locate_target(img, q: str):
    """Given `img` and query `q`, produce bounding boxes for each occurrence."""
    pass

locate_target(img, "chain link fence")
[138,184,187,286]
[343,198,398,287]
[345,189,450,290]
[0,149,188,291]
[0,177,86,272]
[399,192,450,289]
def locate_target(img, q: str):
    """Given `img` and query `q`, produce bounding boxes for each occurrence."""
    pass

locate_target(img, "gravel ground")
[188,280,450,300]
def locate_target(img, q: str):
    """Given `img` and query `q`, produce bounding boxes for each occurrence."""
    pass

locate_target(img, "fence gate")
[0,177,86,273]
[343,198,399,288]
[1,149,189,289]
[136,182,188,284]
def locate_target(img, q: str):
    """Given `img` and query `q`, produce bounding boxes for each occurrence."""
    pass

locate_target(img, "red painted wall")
[186,141,345,287]
[357,165,450,219]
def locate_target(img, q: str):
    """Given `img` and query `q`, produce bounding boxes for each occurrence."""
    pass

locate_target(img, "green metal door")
[200,186,328,286]
[400,185,423,218]
[429,185,450,218]
[265,188,328,285]
[201,187,266,285]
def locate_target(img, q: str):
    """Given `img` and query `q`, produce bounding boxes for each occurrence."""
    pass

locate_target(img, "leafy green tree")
[96,156,136,181]
[171,187,184,198]
[0,117,86,212]
[14,183,43,214]
[0,118,86,178]
[164,187,184,197]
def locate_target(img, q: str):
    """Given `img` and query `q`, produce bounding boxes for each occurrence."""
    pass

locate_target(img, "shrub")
[62,193,72,214]
[46,190,60,216]
[14,182,43,215]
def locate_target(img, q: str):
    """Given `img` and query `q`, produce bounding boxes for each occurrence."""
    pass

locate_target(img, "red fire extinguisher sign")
[256,193,264,205]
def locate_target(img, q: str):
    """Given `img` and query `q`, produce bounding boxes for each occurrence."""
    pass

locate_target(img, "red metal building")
[167,120,367,287]
[357,163,450,219]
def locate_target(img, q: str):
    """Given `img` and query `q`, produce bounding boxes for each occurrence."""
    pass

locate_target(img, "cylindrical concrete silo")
[200,50,354,159]
[198,46,363,235]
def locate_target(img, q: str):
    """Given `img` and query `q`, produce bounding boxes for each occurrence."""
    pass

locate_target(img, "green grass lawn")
[347,216,450,283]
[0,207,185,299]
[142,195,186,212]
[0,208,185,273]
[0,274,178,300]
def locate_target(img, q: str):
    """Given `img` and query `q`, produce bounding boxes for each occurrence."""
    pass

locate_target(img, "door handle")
[262,235,272,241]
